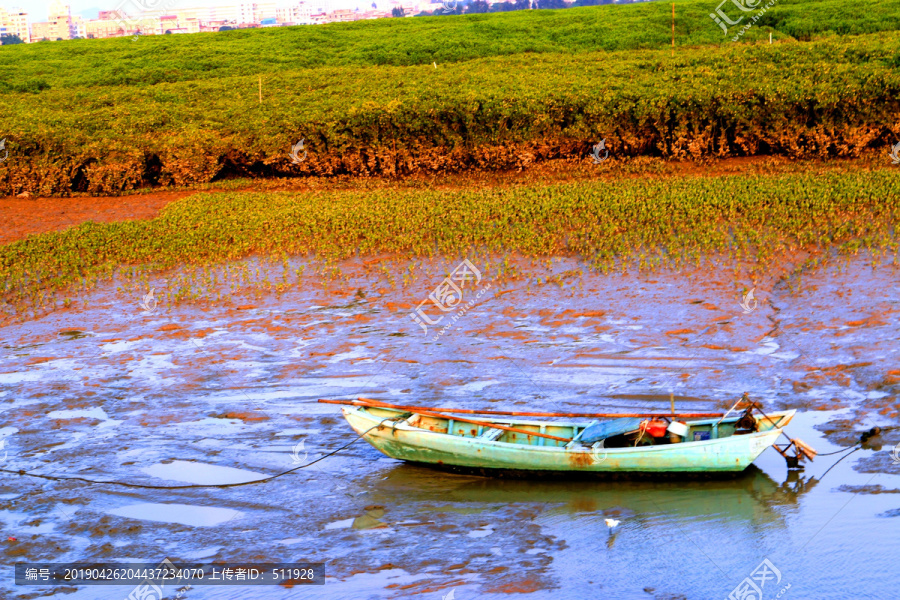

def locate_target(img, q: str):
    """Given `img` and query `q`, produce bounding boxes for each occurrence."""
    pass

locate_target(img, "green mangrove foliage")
[1,3,899,195]
[3,0,900,88]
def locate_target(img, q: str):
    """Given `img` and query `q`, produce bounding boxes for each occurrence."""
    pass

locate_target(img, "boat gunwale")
[342,406,794,455]
[347,405,790,429]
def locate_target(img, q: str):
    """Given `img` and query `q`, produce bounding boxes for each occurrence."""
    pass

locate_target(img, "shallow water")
[106,503,244,528]
[1,253,899,599]
[141,460,268,485]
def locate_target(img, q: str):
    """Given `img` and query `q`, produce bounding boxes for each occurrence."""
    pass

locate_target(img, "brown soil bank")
[0,191,192,246]
[3,130,897,199]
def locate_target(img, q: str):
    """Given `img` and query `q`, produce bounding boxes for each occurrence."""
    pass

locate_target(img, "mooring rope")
[819,447,861,480]
[814,426,896,457]
[0,419,392,490]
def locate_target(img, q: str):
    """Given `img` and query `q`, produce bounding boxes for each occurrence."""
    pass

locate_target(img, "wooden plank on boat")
[409,408,573,443]
[479,428,505,441]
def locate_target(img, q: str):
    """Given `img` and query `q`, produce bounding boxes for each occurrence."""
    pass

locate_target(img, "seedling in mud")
[2,171,899,322]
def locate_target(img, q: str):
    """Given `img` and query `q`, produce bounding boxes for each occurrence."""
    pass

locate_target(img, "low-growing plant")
[1,169,897,320]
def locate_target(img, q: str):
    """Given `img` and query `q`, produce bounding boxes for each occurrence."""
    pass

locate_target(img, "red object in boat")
[640,419,669,438]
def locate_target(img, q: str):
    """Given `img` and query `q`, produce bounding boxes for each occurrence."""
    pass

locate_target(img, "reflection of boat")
[375,462,789,525]
[336,402,796,476]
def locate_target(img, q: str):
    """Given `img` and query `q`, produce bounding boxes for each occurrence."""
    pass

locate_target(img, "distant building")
[359,10,391,19]
[49,1,77,36]
[255,2,278,20]
[183,18,201,33]
[30,1,77,41]
[29,21,54,41]
[5,0,488,43]
[72,15,86,38]
[0,6,30,43]
[277,4,313,25]
[213,3,257,26]
[85,17,125,39]
[329,8,358,22]
[159,15,179,34]
[200,19,231,32]
[387,0,418,16]
[306,0,338,16]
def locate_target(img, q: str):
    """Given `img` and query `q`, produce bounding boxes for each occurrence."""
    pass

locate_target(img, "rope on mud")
[815,426,898,457]
[819,447,861,480]
[816,445,861,457]
[0,419,392,490]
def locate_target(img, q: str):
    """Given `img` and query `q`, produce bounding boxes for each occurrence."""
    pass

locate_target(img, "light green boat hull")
[342,406,795,474]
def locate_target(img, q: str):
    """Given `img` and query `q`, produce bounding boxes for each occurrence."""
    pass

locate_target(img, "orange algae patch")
[222,411,270,423]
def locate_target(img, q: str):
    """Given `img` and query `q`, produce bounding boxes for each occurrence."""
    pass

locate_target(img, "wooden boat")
[328,399,800,475]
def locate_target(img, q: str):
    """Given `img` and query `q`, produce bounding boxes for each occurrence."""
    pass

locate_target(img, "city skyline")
[0,0,440,42]
[10,0,368,22]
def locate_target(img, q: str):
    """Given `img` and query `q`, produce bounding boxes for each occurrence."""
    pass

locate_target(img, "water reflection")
[775,470,820,505]
[373,463,817,528]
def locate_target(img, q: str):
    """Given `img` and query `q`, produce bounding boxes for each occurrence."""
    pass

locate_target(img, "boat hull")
[342,406,791,474]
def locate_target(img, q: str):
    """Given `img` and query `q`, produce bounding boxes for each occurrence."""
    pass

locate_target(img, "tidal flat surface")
[1,253,898,599]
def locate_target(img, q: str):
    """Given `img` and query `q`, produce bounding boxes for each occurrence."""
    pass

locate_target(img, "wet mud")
[0,252,898,599]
